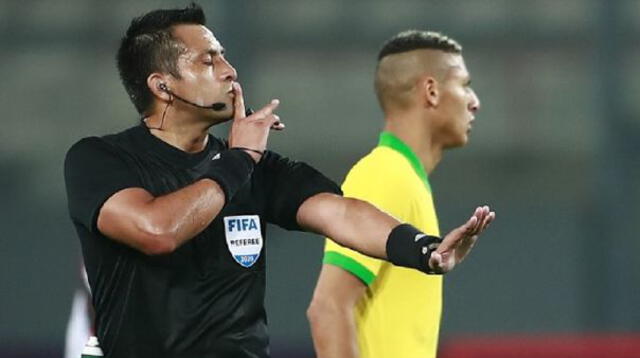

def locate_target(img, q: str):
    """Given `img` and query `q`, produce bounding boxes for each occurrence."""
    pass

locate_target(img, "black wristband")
[386,224,443,274]
[200,149,255,202]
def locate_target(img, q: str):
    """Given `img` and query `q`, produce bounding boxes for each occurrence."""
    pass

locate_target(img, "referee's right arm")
[96,181,226,255]
[67,99,281,256]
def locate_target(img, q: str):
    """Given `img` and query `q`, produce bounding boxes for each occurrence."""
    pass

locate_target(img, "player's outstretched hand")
[428,206,495,274]
[228,82,285,162]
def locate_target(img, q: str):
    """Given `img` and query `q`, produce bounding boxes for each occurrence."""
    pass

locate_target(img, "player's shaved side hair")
[375,30,462,112]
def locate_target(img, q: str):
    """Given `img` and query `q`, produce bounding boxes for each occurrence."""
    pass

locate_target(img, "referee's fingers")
[429,252,444,273]
[233,82,246,120]
[486,211,496,228]
[439,216,476,253]
[253,99,280,119]
[269,114,281,126]
[271,121,286,130]
[478,210,496,233]
[471,207,484,233]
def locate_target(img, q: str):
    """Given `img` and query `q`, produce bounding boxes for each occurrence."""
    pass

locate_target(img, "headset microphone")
[210,102,227,111]
[159,83,227,111]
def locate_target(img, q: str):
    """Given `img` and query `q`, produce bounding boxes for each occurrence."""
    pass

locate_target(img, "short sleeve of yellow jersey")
[323,149,415,286]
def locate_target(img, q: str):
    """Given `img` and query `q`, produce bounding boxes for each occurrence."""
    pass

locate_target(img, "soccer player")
[307,30,492,358]
[64,5,494,357]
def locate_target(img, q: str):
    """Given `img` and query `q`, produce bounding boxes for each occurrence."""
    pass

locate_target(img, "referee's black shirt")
[64,124,341,358]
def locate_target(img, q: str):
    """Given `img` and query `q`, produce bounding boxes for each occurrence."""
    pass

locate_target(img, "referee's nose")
[219,57,237,82]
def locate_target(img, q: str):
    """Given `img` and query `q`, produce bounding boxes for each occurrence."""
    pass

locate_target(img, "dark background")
[1,0,638,356]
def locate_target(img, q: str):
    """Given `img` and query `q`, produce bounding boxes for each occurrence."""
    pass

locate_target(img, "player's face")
[171,24,237,120]
[433,55,480,148]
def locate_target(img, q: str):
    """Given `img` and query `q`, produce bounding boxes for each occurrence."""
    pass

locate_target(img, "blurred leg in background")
[64,264,93,358]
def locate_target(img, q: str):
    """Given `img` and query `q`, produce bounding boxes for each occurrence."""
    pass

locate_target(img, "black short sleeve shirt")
[64,125,341,358]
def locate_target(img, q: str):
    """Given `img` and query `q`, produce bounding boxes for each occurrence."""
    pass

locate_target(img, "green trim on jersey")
[378,131,431,192]
[324,251,376,286]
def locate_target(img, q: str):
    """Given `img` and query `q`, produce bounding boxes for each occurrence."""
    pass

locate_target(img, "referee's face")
[434,54,480,148]
[171,24,238,121]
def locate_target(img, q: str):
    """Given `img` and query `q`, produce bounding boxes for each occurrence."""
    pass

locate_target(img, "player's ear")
[147,73,173,102]
[420,76,439,108]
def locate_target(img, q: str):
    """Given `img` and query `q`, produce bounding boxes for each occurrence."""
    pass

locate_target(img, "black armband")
[200,149,255,202]
[386,223,443,274]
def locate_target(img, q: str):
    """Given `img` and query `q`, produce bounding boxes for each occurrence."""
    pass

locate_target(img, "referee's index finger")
[233,82,246,120]
[255,99,280,118]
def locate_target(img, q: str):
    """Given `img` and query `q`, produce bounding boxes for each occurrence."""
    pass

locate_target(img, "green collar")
[378,131,431,192]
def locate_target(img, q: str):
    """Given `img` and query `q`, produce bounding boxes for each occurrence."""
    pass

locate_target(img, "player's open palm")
[428,206,495,273]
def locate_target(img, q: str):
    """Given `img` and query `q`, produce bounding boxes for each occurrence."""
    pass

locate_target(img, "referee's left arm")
[297,193,395,260]
[263,152,494,273]
[297,193,495,273]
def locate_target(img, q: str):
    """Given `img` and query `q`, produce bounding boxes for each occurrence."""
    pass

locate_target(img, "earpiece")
[159,83,168,92]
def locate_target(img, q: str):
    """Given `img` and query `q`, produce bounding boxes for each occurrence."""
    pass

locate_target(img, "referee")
[64,5,494,358]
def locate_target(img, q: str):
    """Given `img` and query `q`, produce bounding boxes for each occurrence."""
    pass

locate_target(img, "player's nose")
[469,89,480,113]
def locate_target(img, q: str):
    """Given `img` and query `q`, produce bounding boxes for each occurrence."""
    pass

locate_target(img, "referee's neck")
[145,119,212,154]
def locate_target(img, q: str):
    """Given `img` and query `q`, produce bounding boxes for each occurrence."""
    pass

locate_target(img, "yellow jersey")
[323,131,442,358]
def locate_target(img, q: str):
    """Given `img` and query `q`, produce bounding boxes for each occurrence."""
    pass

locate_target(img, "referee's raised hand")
[428,205,496,273]
[228,82,284,162]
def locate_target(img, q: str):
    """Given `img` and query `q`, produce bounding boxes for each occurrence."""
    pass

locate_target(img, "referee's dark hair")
[377,30,462,61]
[116,2,206,115]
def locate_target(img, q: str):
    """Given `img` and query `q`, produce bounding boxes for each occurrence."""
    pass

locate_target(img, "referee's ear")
[147,73,173,103]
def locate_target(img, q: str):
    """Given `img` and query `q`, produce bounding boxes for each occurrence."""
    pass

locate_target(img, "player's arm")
[307,264,366,358]
[297,193,495,273]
